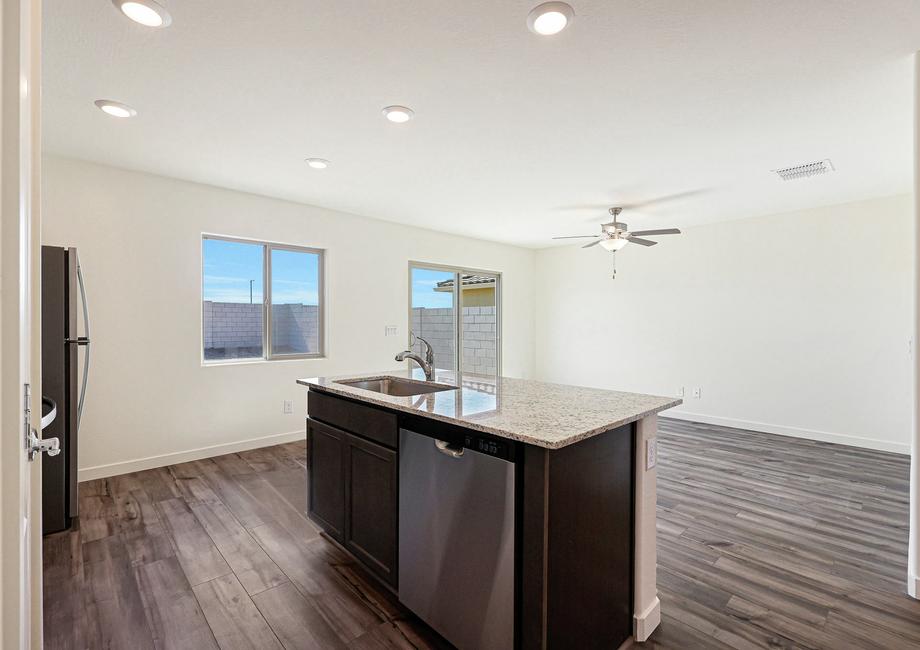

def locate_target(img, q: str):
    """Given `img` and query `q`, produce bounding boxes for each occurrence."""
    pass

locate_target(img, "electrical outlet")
[385,325,398,337]
[646,439,657,470]
[677,386,684,398]
[282,399,293,414]
[692,387,701,399]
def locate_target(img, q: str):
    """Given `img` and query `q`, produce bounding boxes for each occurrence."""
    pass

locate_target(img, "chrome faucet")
[396,336,434,381]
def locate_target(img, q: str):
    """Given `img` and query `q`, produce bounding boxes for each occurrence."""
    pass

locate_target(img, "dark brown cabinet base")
[306,391,399,588]
[344,433,397,586]
[306,388,636,649]
[306,418,346,541]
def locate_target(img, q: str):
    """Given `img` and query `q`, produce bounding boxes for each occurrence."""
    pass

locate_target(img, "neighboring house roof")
[434,274,496,291]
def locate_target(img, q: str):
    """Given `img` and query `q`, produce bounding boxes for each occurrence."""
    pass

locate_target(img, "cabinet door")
[307,419,346,541]
[345,433,398,587]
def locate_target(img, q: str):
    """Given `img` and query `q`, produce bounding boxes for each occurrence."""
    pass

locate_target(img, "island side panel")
[520,423,635,650]
[520,444,549,650]
[633,414,660,641]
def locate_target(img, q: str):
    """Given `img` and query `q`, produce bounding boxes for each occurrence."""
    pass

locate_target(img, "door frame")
[407,261,503,378]
[1,0,43,646]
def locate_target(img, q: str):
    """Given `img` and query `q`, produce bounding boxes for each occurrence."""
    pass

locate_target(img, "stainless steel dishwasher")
[399,428,515,650]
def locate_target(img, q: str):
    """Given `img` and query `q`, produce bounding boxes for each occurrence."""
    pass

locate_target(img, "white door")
[1,0,43,647]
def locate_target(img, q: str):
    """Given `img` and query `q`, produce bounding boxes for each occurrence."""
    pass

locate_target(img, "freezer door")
[65,248,79,518]
[40,246,71,533]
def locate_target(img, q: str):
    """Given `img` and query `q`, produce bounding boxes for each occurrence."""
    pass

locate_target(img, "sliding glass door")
[409,263,500,378]
[410,266,457,370]
[460,272,499,378]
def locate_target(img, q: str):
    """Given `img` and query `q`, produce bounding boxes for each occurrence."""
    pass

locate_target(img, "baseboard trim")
[665,410,910,456]
[77,430,305,482]
[633,596,661,642]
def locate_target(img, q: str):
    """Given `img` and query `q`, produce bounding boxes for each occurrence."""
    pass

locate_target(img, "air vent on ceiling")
[773,159,835,181]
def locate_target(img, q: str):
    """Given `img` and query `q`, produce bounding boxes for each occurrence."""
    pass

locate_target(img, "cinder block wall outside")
[203,302,495,371]
[410,306,497,375]
[203,302,319,356]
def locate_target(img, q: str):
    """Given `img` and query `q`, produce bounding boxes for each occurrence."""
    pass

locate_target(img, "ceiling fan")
[552,207,682,278]
[552,207,681,251]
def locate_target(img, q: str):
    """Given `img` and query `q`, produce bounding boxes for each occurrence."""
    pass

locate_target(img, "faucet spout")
[396,350,434,381]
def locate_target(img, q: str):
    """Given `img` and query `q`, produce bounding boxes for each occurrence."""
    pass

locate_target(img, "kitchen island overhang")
[297,369,680,649]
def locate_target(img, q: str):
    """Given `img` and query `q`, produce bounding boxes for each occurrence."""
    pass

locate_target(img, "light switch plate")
[692,387,702,399]
[282,400,293,414]
[646,439,657,470]
[385,325,398,337]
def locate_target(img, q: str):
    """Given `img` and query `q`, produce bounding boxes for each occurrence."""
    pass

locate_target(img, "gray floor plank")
[252,582,347,650]
[82,534,156,650]
[189,499,289,595]
[156,497,233,586]
[134,556,220,649]
[193,573,285,650]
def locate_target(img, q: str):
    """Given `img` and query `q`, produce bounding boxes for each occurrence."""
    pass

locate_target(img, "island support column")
[910,49,920,601]
[633,414,661,639]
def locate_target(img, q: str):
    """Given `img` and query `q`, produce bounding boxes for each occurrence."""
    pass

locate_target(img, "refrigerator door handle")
[76,260,91,430]
[40,396,58,431]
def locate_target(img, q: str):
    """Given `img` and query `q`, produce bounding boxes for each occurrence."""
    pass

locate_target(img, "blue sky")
[203,239,319,304]
[411,267,454,309]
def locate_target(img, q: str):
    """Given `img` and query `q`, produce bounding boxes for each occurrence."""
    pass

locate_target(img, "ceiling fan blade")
[622,189,707,210]
[627,237,658,247]
[552,203,612,212]
[552,235,599,239]
[582,240,602,249]
[629,228,681,236]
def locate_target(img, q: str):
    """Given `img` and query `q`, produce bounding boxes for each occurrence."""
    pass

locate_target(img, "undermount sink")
[336,376,457,397]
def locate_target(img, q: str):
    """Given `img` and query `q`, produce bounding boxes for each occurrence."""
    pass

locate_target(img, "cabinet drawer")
[308,389,397,449]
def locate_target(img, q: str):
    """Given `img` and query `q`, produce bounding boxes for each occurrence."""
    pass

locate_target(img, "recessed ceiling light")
[94,99,137,118]
[305,158,330,169]
[527,2,574,35]
[382,106,415,123]
[112,0,172,28]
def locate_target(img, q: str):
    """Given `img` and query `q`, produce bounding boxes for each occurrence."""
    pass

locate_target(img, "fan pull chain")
[611,252,617,279]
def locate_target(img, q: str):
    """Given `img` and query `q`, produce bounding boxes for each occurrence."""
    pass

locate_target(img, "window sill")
[201,355,326,368]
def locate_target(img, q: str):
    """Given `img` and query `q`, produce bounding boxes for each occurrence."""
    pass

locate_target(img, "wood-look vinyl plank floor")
[44,419,920,649]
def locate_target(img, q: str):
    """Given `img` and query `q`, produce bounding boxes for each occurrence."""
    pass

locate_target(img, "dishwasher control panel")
[464,434,512,461]
[399,412,518,462]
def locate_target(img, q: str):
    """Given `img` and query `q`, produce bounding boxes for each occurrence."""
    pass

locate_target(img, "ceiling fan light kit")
[600,237,628,251]
[551,206,682,279]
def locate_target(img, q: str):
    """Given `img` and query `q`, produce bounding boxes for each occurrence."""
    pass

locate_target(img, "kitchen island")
[297,369,680,649]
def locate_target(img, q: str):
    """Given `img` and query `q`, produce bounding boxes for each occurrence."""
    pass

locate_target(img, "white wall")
[41,155,536,478]
[535,194,914,454]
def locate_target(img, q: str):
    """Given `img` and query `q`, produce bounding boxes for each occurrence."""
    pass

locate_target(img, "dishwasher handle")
[434,439,465,458]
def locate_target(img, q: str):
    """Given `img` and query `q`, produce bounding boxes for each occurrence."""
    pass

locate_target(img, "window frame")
[202,233,325,364]
[407,261,502,378]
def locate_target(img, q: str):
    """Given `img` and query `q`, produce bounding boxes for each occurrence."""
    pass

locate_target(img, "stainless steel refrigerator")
[41,245,90,535]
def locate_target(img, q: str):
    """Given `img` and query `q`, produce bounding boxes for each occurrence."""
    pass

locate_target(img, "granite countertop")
[297,368,681,449]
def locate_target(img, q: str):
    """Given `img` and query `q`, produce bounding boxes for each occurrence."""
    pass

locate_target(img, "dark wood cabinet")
[306,391,399,588]
[344,433,397,586]
[306,418,346,542]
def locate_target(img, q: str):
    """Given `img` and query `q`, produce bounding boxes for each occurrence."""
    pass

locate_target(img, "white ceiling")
[43,0,920,247]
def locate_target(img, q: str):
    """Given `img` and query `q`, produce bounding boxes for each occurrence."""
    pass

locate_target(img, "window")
[202,236,324,362]
[409,263,500,378]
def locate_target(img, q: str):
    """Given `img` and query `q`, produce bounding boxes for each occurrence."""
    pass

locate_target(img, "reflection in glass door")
[410,267,457,371]
[460,273,498,379]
